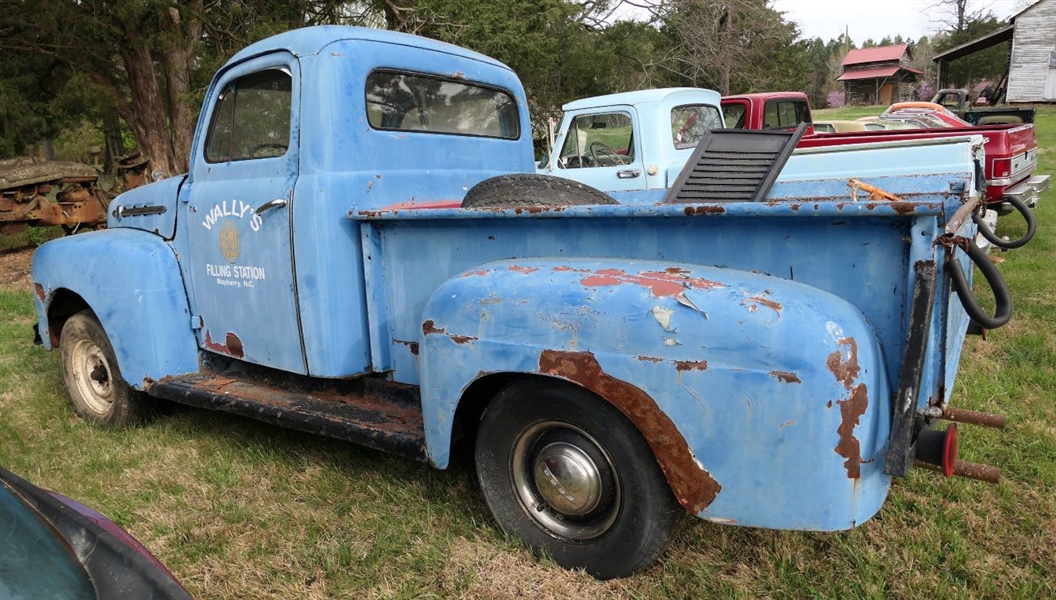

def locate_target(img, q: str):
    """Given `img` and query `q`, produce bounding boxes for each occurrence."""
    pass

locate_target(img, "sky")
[771,0,1034,45]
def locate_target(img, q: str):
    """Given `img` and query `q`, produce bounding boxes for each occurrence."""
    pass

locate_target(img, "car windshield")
[0,483,95,599]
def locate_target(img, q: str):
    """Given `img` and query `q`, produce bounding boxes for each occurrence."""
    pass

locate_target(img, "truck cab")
[721,91,815,135]
[538,88,723,191]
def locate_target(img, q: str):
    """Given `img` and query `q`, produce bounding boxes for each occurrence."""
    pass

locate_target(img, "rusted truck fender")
[31,229,200,389]
[418,258,891,531]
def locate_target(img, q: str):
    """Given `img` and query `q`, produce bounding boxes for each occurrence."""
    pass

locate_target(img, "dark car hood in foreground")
[0,467,190,600]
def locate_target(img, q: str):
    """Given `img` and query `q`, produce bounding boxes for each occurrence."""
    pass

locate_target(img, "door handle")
[255,198,288,215]
[617,169,642,179]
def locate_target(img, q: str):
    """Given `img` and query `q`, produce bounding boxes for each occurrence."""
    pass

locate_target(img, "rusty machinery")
[0,153,151,235]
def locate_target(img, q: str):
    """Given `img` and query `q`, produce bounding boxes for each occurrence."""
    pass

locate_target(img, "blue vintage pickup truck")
[31,26,1012,579]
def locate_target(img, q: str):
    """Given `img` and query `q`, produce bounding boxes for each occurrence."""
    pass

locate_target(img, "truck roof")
[562,87,721,111]
[722,92,809,103]
[227,25,513,72]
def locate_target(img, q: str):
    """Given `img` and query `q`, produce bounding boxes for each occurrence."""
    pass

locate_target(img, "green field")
[1,108,1053,598]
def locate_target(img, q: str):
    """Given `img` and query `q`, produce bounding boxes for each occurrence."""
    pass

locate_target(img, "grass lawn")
[1,108,1053,598]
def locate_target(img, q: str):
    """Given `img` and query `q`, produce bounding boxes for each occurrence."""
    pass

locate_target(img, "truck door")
[179,53,307,374]
[553,108,645,192]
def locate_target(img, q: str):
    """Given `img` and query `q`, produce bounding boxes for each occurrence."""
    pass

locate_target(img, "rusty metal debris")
[847,178,902,202]
[914,459,1001,484]
[0,154,151,235]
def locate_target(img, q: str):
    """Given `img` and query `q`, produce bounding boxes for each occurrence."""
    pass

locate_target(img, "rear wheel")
[475,380,682,579]
[59,310,149,427]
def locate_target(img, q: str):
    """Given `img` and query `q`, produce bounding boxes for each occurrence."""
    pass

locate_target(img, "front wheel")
[59,310,150,427]
[475,380,682,579]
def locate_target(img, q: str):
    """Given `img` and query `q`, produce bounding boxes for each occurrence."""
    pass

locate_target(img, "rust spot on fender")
[422,320,476,344]
[508,265,539,274]
[422,320,445,336]
[461,270,490,278]
[770,370,801,384]
[225,333,244,359]
[674,360,708,372]
[835,383,869,479]
[683,205,725,216]
[579,267,723,300]
[827,337,860,390]
[34,283,45,302]
[636,355,663,363]
[538,349,721,513]
[743,295,782,314]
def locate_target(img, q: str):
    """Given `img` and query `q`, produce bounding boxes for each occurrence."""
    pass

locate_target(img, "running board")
[664,123,807,204]
[149,369,428,462]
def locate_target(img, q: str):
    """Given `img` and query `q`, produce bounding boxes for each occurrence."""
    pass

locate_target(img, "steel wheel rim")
[511,420,621,540]
[70,338,114,415]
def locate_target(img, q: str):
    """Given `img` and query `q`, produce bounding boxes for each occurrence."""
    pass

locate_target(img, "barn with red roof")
[837,44,923,105]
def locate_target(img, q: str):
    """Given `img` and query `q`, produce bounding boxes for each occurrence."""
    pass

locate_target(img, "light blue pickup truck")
[31,26,1012,578]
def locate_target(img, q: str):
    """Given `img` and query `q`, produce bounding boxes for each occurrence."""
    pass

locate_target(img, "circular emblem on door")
[218,219,241,263]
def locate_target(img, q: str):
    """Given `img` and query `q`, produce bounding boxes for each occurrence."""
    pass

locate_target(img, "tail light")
[992,157,1011,179]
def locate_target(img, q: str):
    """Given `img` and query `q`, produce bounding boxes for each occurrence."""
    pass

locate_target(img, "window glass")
[671,104,722,149]
[366,70,519,139]
[558,112,634,169]
[763,100,812,129]
[205,69,292,163]
[723,103,747,129]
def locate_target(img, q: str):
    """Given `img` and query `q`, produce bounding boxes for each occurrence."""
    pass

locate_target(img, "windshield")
[0,483,95,599]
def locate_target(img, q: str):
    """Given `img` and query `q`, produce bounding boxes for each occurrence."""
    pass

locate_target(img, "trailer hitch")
[913,420,1002,484]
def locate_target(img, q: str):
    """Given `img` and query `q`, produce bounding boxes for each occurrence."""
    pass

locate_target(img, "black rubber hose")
[973,195,1036,249]
[947,242,1013,329]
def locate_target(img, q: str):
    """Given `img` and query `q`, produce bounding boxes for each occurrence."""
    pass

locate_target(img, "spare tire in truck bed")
[461,174,617,208]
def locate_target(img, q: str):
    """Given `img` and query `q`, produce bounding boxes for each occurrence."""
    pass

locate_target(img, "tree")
[665,0,800,94]
[0,0,365,173]
[932,15,1008,87]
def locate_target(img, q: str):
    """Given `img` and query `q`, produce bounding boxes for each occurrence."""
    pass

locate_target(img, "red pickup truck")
[722,92,1048,245]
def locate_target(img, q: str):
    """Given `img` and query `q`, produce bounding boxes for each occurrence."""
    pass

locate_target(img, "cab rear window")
[366,70,519,140]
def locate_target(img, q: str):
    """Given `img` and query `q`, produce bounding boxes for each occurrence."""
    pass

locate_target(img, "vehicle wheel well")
[450,372,524,452]
[451,373,669,473]
[46,289,89,345]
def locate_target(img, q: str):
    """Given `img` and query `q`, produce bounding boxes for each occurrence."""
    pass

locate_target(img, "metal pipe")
[945,195,981,233]
[915,459,1001,484]
[940,406,1007,429]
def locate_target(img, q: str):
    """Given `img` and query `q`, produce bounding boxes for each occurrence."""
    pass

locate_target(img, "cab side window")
[205,69,292,163]
[763,100,811,129]
[723,103,747,129]
[558,112,634,169]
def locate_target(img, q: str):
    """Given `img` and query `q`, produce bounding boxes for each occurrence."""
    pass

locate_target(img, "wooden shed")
[1006,0,1056,102]
[932,0,1056,103]
[838,45,924,105]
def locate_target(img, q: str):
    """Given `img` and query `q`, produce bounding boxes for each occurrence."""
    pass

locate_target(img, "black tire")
[475,379,682,579]
[59,310,150,427]
[461,173,617,209]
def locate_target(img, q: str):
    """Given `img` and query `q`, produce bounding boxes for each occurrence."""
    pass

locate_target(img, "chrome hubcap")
[511,421,620,540]
[533,442,602,516]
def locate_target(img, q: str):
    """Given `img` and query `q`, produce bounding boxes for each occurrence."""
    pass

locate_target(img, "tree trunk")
[120,39,180,177]
[161,3,202,172]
